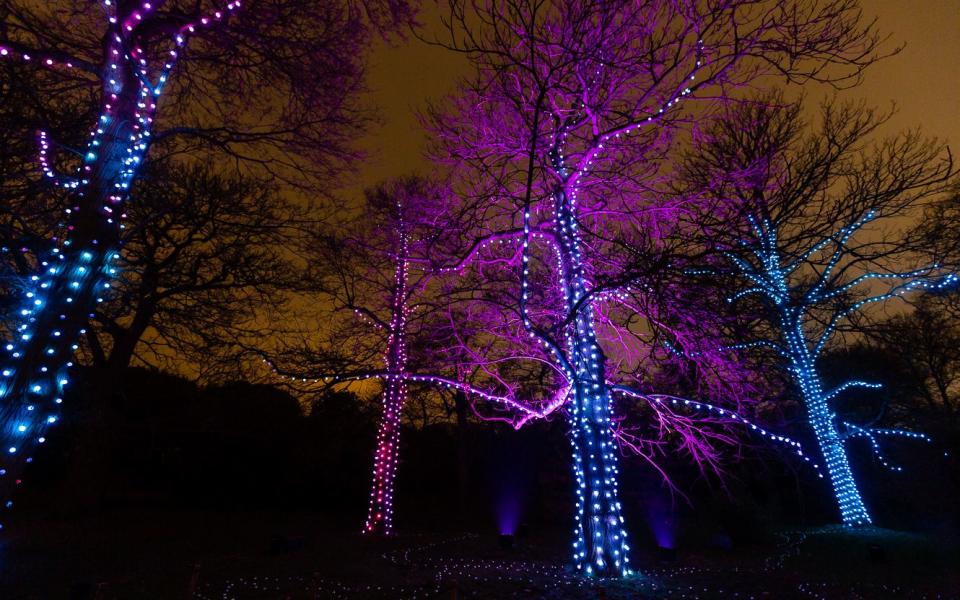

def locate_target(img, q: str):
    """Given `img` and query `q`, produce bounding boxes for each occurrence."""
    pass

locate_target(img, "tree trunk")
[0,46,141,524]
[454,389,470,517]
[0,201,122,520]
[786,319,872,526]
[363,375,405,535]
[363,237,409,535]
[555,189,632,577]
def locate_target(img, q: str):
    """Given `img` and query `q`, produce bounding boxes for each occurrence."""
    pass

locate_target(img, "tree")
[0,0,412,527]
[87,160,305,381]
[871,296,960,422]
[913,189,960,274]
[427,0,887,576]
[259,177,533,535]
[683,95,956,525]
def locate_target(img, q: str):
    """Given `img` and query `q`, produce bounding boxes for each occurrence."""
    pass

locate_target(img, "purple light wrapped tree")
[427,0,887,576]
[259,177,558,534]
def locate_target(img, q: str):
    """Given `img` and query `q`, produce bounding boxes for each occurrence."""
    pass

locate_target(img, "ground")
[0,509,957,599]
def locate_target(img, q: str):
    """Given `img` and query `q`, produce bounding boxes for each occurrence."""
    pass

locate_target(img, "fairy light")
[511,37,708,578]
[263,361,566,425]
[363,200,411,536]
[842,423,933,472]
[0,0,242,529]
[609,387,824,477]
[719,212,956,526]
[195,527,930,597]
[260,193,574,532]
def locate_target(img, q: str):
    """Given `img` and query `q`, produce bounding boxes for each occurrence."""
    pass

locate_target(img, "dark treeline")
[19,361,958,547]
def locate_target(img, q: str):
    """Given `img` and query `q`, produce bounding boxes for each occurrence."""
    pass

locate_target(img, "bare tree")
[260,177,552,534]
[682,94,956,526]
[87,160,306,380]
[872,296,960,421]
[426,0,888,576]
[0,0,412,525]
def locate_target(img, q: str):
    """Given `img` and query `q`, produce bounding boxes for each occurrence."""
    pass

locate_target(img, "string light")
[363,200,411,536]
[719,212,956,526]
[0,0,242,530]
[610,387,824,477]
[195,527,933,597]
[843,423,933,472]
[516,37,708,578]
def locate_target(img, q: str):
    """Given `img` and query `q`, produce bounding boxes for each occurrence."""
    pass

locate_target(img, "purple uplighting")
[646,497,678,550]
[495,492,522,536]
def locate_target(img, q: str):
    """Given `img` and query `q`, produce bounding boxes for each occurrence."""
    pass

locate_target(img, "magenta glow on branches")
[427,0,888,577]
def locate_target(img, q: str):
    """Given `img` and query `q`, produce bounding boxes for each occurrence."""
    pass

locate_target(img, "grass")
[0,508,957,599]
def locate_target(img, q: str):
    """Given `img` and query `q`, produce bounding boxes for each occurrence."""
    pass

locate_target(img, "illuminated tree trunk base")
[569,378,632,577]
[553,189,632,577]
[805,394,872,526]
[786,317,872,527]
[363,377,405,535]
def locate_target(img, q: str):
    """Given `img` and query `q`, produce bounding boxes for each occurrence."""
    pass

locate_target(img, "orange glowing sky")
[357,1,960,188]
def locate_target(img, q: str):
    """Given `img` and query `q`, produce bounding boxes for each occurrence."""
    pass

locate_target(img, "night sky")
[357,1,960,190]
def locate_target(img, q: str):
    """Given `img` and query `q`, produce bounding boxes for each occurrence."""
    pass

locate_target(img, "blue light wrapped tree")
[0,0,243,529]
[725,212,955,524]
[684,95,958,525]
[0,0,411,528]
